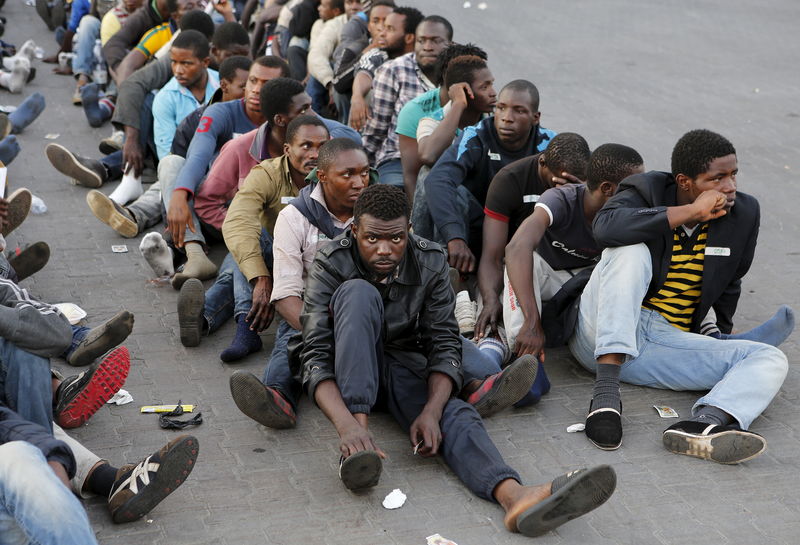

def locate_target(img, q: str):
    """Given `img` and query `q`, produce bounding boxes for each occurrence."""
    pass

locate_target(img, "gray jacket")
[0,279,72,357]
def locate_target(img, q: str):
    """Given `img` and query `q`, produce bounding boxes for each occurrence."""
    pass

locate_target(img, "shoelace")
[109,456,159,499]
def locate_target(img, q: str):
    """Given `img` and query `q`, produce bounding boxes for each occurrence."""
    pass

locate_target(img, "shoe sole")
[516,465,617,537]
[8,241,50,281]
[111,435,199,523]
[2,188,32,237]
[229,372,295,429]
[472,355,538,418]
[56,346,130,429]
[86,190,138,238]
[68,310,134,367]
[46,143,103,188]
[178,279,205,347]
[585,408,622,451]
[339,451,382,490]
[662,428,766,464]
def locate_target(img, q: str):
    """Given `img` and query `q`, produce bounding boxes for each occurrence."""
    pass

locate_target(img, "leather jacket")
[292,231,463,404]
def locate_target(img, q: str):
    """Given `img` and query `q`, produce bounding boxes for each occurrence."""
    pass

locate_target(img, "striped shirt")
[642,223,708,331]
[135,21,175,60]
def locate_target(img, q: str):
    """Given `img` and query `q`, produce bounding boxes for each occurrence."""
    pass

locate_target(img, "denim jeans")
[568,243,789,429]
[376,158,404,187]
[305,76,327,115]
[72,15,100,78]
[262,319,301,406]
[328,279,520,501]
[61,324,91,362]
[410,172,478,251]
[0,338,53,432]
[0,442,98,545]
[203,229,274,333]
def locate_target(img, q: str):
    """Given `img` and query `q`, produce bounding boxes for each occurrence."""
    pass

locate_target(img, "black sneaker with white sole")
[45,143,108,188]
[662,420,766,464]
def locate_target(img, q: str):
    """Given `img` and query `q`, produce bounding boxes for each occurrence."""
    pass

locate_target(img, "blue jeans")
[376,158,404,187]
[568,243,789,429]
[61,325,91,361]
[72,15,100,77]
[305,76,327,115]
[328,279,520,501]
[0,442,98,545]
[0,339,53,432]
[203,229,274,333]
[262,319,300,406]
[411,173,478,251]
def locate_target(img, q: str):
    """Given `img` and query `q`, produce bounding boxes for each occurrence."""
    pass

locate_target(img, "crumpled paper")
[107,389,133,405]
[382,488,407,509]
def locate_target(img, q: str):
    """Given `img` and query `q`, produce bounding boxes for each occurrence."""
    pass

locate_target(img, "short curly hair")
[353,184,409,224]
[587,143,644,190]
[434,42,487,86]
[671,129,736,179]
[541,132,591,182]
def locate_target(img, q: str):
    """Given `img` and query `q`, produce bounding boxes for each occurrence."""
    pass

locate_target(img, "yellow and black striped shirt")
[642,223,708,331]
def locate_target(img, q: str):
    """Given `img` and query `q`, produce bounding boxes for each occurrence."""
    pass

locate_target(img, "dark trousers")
[100,92,157,180]
[329,279,521,501]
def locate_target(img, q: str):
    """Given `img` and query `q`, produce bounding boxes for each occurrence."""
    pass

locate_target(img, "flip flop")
[513,465,617,537]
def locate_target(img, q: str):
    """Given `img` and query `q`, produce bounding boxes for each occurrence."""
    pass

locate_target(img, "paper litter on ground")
[107,389,133,405]
[567,423,586,433]
[382,488,407,509]
[426,534,459,545]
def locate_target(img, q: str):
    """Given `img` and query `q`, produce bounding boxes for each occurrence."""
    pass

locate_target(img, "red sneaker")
[466,354,537,418]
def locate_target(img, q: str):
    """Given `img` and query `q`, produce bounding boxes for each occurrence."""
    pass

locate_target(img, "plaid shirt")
[362,52,433,167]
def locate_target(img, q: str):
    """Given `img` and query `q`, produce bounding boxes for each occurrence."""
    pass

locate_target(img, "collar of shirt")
[163,71,219,103]
[309,182,354,230]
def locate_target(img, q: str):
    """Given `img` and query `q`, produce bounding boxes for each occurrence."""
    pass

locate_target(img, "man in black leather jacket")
[294,184,616,538]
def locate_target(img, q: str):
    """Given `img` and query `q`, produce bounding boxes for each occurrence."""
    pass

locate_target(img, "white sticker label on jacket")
[281,196,293,204]
[488,152,501,161]
[705,247,730,256]
[523,194,540,203]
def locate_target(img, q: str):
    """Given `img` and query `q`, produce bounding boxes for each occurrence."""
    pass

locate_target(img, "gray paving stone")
[2,0,800,543]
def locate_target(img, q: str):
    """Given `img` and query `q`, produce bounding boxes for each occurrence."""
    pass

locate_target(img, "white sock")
[109,172,143,205]
[139,232,174,277]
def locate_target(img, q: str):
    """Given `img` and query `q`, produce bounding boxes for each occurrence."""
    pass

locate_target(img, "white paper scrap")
[427,534,459,545]
[107,389,134,405]
[477,2,488,9]
[567,423,586,433]
[382,488,407,509]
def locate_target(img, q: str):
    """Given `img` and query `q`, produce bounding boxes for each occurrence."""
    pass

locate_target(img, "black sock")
[592,363,621,412]
[86,462,119,497]
[689,405,733,427]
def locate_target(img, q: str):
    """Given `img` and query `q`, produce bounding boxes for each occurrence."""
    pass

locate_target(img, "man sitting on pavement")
[569,129,792,461]
[84,55,253,239]
[360,13,451,186]
[177,115,331,360]
[293,183,617,537]
[419,80,556,277]
[476,132,591,343]
[502,144,643,401]
[227,138,541,428]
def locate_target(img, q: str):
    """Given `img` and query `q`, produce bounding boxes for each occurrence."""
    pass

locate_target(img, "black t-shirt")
[535,183,601,270]
[483,153,550,238]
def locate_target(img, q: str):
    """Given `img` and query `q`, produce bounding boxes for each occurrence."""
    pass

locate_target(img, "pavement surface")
[3,0,800,543]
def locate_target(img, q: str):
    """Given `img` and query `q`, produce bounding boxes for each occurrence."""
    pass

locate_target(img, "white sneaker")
[455,290,477,337]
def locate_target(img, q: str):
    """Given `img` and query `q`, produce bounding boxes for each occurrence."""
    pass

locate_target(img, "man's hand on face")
[447,82,473,110]
[246,276,275,332]
[692,189,728,222]
[447,239,476,275]
[339,421,387,459]
[409,409,442,457]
